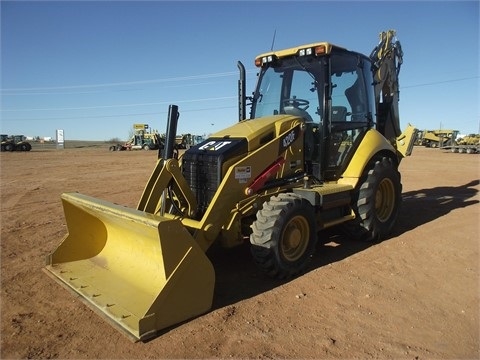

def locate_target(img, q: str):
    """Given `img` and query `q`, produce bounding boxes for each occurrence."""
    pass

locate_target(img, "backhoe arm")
[370,29,403,141]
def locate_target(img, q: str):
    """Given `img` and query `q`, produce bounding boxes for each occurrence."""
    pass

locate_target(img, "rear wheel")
[250,193,317,279]
[347,156,401,241]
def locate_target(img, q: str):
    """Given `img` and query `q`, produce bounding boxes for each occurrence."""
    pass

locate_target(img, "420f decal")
[278,125,301,154]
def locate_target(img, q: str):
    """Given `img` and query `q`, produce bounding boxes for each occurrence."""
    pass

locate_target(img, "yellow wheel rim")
[375,178,395,222]
[281,215,310,262]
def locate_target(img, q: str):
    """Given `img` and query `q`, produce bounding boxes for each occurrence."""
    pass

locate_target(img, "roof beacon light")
[314,45,327,55]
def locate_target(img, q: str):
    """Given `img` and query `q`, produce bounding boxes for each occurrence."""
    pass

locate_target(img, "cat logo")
[198,140,232,151]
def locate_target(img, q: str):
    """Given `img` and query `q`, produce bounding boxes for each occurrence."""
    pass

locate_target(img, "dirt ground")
[1,145,478,359]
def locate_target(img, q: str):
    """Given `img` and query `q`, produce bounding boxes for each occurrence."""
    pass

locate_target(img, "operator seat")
[284,106,314,123]
[329,106,349,167]
[331,106,348,123]
[344,79,366,122]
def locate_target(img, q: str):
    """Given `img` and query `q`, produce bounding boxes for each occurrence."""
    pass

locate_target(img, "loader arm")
[137,158,197,217]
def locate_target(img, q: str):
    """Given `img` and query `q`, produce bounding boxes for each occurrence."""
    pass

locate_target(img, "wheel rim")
[375,178,395,222]
[281,215,310,262]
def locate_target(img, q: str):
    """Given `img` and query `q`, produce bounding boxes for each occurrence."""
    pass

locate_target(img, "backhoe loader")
[45,30,416,341]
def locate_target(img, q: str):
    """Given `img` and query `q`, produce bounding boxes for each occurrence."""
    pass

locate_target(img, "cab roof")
[255,41,349,62]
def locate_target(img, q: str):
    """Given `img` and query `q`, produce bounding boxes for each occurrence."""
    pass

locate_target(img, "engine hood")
[208,114,303,152]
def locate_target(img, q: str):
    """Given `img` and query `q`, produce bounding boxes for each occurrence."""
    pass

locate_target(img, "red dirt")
[1,146,478,359]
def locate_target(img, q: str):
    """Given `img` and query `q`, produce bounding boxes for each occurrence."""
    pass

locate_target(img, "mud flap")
[45,192,215,342]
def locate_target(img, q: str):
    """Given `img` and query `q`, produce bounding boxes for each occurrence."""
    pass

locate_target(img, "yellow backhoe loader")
[45,30,417,341]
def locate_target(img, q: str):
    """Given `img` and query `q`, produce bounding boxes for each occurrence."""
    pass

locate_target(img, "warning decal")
[235,166,252,180]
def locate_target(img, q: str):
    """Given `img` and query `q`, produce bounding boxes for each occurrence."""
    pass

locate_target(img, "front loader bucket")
[45,192,215,342]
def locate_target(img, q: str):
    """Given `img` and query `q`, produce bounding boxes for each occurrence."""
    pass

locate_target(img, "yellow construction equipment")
[45,30,417,341]
[109,124,163,151]
[448,133,480,153]
[415,129,458,148]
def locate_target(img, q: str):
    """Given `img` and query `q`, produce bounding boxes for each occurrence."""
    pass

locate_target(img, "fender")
[338,129,396,186]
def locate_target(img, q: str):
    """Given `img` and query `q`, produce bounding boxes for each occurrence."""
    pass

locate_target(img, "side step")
[293,183,355,228]
[293,183,353,209]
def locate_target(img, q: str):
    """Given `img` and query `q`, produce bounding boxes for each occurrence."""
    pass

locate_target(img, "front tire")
[348,156,401,241]
[250,193,317,279]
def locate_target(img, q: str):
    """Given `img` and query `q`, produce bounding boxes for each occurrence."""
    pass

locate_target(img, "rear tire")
[250,193,317,279]
[346,156,401,241]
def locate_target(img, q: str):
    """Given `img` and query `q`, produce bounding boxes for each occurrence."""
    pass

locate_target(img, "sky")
[1,0,479,141]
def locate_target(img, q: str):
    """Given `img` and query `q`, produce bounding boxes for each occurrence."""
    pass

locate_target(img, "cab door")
[324,52,374,180]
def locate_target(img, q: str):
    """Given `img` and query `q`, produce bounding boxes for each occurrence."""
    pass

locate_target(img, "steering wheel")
[283,98,310,111]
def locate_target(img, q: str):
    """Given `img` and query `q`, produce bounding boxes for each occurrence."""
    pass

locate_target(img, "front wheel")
[250,193,317,279]
[347,156,401,241]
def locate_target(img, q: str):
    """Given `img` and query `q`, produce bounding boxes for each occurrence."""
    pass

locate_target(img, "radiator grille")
[182,152,221,215]
[181,138,248,217]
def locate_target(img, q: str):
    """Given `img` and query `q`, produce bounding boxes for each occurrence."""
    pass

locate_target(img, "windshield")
[251,57,326,123]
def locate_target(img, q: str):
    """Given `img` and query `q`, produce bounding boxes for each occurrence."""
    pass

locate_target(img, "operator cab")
[251,43,375,181]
